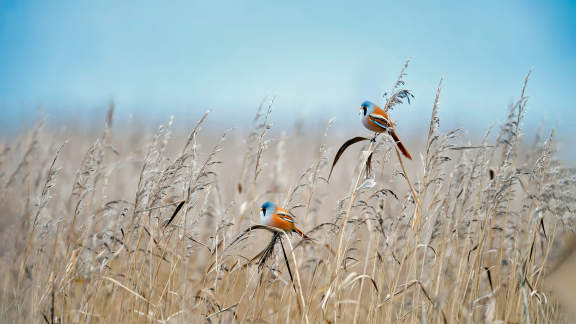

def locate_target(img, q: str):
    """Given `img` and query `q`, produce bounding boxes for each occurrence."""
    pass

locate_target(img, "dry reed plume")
[1,68,575,323]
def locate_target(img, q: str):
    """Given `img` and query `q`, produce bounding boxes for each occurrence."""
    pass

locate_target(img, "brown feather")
[389,130,412,160]
[293,227,309,239]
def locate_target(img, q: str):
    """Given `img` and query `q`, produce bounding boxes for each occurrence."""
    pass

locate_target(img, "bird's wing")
[276,209,295,223]
[368,113,392,129]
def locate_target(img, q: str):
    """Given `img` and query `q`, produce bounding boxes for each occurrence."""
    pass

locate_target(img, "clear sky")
[0,0,575,148]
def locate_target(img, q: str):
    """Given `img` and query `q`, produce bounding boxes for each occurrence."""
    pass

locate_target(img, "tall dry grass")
[1,72,575,323]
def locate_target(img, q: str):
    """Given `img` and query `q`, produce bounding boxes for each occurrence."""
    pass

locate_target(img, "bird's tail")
[293,227,309,239]
[390,130,412,160]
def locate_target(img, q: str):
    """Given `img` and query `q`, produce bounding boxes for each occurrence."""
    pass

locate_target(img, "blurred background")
[1,3,576,322]
[0,0,574,157]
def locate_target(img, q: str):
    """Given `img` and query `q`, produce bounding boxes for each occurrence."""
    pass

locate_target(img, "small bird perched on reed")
[360,100,412,160]
[260,201,309,239]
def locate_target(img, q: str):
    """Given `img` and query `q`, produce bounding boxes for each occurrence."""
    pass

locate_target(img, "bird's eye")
[362,107,367,115]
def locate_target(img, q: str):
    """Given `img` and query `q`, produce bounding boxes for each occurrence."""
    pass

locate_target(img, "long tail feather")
[293,227,309,239]
[390,130,412,160]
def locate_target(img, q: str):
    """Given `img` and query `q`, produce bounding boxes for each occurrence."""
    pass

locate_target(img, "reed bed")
[1,74,575,323]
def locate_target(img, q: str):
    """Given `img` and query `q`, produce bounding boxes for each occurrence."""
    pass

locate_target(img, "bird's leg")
[370,132,379,142]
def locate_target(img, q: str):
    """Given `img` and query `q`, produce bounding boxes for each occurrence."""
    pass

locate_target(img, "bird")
[360,100,412,160]
[260,201,309,239]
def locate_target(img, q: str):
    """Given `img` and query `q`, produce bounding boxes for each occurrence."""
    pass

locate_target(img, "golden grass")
[1,75,575,323]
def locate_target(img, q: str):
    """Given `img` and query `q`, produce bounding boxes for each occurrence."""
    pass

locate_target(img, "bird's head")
[260,201,275,220]
[360,101,374,116]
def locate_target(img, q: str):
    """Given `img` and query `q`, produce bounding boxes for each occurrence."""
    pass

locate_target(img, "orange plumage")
[361,101,412,160]
[260,202,309,239]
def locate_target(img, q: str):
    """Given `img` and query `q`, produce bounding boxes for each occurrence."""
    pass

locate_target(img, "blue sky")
[0,0,575,150]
